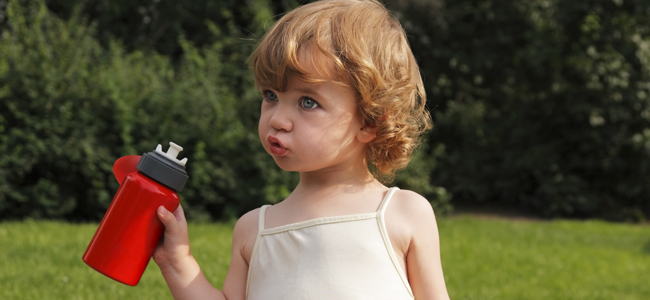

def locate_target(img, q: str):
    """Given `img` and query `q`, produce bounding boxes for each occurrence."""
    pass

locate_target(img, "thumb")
[157,206,182,236]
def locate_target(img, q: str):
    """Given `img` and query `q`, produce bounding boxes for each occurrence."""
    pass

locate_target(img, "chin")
[271,157,298,172]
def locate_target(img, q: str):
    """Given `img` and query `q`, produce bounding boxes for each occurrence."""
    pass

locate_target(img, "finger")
[157,206,182,236]
[172,204,189,232]
[173,204,187,224]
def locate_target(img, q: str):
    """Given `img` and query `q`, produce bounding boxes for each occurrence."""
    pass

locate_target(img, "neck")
[295,158,379,193]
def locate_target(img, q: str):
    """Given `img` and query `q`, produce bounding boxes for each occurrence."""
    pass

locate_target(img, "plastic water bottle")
[82,142,189,286]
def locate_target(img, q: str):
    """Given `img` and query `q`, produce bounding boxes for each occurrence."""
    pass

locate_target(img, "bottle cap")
[137,142,189,192]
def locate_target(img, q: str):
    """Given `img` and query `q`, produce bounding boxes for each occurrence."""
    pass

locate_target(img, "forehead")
[253,37,350,92]
[294,47,346,85]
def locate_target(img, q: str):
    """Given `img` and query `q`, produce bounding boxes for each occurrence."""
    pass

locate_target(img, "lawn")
[0,217,648,299]
[439,216,650,299]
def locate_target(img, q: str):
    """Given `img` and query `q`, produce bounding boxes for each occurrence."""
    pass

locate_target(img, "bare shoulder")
[233,207,261,236]
[232,207,262,263]
[383,189,438,256]
[389,189,450,299]
[389,189,437,225]
[221,208,262,299]
[385,188,440,246]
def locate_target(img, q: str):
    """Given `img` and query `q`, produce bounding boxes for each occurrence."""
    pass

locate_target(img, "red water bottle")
[82,141,189,286]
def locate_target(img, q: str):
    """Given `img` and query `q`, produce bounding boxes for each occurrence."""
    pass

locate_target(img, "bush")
[0,0,447,221]
[5,0,649,222]
[392,0,650,221]
[0,0,299,221]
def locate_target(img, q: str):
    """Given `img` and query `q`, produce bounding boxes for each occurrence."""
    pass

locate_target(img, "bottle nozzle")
[155,142,188,166]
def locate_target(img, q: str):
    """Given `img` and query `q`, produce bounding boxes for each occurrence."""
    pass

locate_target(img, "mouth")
[267,136,288,156]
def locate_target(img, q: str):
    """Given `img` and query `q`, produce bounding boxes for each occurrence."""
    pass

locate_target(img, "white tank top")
[246,187,414,300]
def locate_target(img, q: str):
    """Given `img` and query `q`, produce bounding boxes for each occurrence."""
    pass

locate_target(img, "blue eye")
[264,90,278,102]
[300,97,319,109]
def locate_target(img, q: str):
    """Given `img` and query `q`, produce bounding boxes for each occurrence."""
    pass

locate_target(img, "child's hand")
[153,205,226,299]
[153,205,192,268]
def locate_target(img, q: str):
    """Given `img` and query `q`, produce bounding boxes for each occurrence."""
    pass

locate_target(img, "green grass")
[0,221,233,300]
[440,217,650,300]
[0,217,648,299]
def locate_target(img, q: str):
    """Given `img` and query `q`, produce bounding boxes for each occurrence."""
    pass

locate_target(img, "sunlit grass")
[0,217,647,299]
[440,217,650,300]
[0,221,233,300]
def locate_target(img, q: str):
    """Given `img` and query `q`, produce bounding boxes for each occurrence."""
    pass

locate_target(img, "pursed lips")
[267,135,288,156]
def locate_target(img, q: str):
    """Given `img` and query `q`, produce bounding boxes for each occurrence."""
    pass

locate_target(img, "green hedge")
[0,0,450,221]
[394,0,650,220]
[2,0,649,221]
[0,0,289,221]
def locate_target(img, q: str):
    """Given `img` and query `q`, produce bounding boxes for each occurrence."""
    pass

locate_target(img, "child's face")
[258,52,372,174]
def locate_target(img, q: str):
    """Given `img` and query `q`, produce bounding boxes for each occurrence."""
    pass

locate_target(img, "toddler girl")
[154,0,450,299]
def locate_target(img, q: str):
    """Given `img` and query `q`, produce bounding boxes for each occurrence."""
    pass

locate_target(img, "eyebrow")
[293,85,325,99]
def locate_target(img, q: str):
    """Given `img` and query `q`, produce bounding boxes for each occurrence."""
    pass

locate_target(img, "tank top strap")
[247,204,270,299]
[258,205,271,231]
[375,186,413,297]
[377,187,400,215]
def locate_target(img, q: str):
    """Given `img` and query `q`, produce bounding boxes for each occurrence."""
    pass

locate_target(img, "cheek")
[296,121,356,151]
[258,111,270,141]
[327,116,360,140]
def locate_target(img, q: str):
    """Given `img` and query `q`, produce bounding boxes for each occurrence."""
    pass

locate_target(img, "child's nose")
[269,104,293,132]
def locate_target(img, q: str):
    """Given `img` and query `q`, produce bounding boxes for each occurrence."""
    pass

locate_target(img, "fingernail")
[158,206,167,216]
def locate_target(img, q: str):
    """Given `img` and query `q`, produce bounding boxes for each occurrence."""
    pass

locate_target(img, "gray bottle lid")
[136,142,189,192]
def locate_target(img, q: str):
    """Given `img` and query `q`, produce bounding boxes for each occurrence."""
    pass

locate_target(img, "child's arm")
[393,190,451,300]
[154,205,251,300]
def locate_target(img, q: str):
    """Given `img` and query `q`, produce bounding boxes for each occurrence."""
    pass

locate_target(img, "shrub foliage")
[392,0,650,220]
[1,0,649,221]
[0,0,298,221]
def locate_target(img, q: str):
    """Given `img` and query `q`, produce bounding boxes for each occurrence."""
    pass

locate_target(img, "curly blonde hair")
[250,0,432,181]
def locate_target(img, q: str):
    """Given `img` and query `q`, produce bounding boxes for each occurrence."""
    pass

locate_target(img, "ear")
[357,125,377,144]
